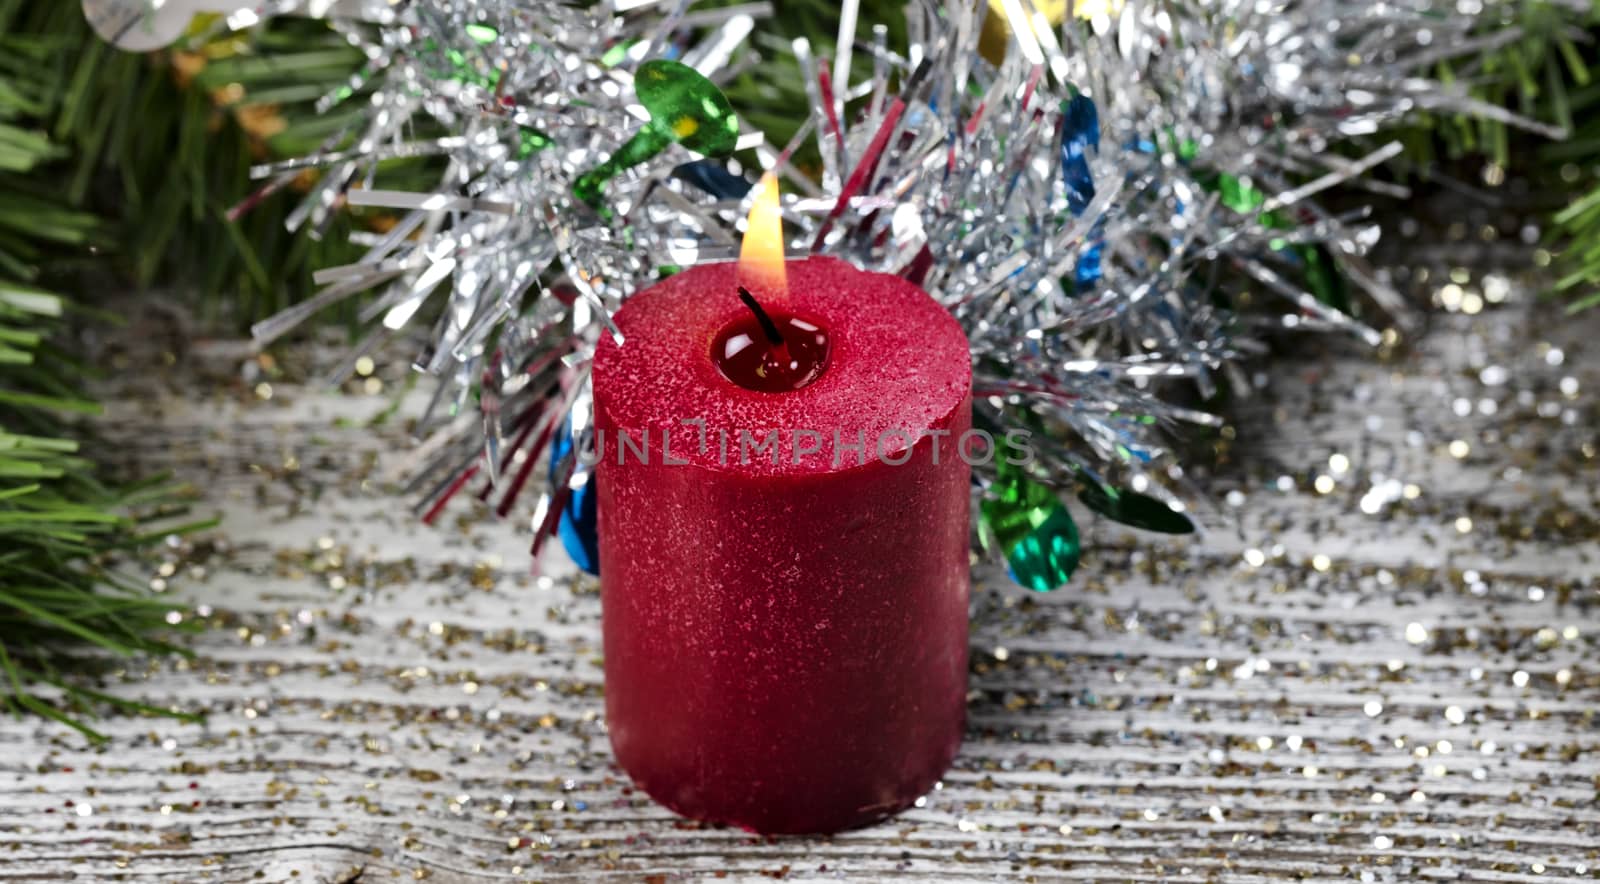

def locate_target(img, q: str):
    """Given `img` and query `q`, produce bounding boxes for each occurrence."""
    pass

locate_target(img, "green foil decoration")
[422,33,497,90]
[518,127,552,159]
[572,60,740,211]
[1214,172,1350,313]
[418,28,554,157]
[982,464,1081,592]
[1078,483,1196,535]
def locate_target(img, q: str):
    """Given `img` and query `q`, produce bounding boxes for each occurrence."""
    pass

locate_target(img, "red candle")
[592,254,972,834]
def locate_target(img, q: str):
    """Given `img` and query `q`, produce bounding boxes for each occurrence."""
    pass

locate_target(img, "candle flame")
[739,173,787,298]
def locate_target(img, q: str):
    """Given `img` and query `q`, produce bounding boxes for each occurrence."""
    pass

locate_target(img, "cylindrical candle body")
[593,257,971,834]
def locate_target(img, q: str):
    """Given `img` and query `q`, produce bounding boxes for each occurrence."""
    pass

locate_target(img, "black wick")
[737,286,785,347]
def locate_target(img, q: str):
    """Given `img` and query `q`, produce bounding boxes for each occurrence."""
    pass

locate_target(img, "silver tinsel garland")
[191,0,1570,581]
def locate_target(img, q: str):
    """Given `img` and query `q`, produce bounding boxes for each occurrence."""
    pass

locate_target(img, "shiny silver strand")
[245,0,1566,539]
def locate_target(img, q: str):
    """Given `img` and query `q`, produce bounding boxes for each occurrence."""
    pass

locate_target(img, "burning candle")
[592,178,972,834]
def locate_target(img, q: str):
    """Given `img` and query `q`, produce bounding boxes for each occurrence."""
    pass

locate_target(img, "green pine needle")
[0,287,214,741]
[1,0,218,739]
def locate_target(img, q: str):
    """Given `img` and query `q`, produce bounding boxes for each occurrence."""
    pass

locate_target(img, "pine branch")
[0,285,213,741]
[0,0,219,739]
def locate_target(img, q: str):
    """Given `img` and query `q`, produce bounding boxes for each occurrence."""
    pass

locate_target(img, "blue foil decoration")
[1074,240,1103,289]
[1060,93,1103,289]
[549,416,599,575]
[1060,93,1099,215]
[672,160,753,200]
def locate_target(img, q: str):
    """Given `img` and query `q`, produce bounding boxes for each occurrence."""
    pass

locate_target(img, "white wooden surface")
[2,246,1597,882]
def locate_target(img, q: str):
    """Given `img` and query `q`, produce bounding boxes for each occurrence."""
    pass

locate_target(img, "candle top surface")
[594,256,971,477]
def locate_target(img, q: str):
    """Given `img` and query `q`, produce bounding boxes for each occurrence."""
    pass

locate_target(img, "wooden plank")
[1,257,1596,882]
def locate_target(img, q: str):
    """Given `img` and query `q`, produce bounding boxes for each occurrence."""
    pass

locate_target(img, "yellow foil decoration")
[979,0,1119,66]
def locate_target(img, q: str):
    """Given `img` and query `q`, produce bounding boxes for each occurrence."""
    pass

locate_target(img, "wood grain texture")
[2,254,1597,883]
